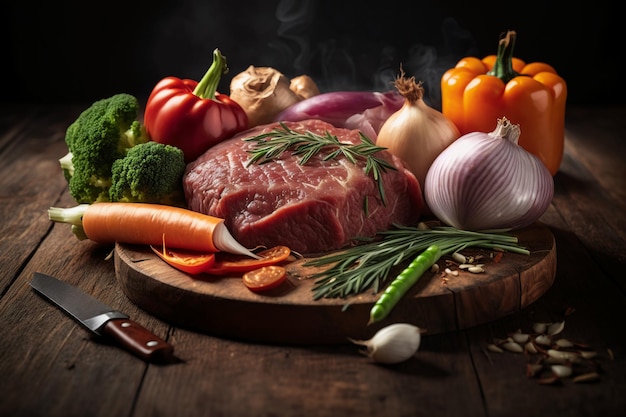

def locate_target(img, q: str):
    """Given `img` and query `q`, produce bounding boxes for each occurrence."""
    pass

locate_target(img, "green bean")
[369,244,442,324]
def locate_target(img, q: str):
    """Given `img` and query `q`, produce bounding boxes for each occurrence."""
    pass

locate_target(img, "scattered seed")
[486,314,604,385]
[534,334,552,346]
[452,252,466,264]
[547,349,580,362]
[547,321,565,336]
[487,344,504,353]
[573,372,600,383]
[430,263,440,273]
[551,364,573,378]
[511,330,529,344]
[459,264,473,269]
[502,341,524,353]
[579,350,598,360]
[525,341,538,354]
[538,375,562,385]
[526,363,543,377]
[554,338,574,348]
[468,266,485,274]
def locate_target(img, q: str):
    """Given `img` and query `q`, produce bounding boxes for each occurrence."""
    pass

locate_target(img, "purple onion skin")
[424,131,554,232]
[274,91,403,139]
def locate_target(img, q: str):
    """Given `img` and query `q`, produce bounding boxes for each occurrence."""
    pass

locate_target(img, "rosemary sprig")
[244,123,396,203]
[306,223,530,300]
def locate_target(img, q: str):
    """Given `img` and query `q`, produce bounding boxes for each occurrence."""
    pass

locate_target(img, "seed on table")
[487,343,504,353]
[579,350,598,359]
[551,364,573,378]
[534,334,552,346]
[452,252,466,264]
[547,349,580,362]
[547,321,565,336]
[573,372,600,383]
[512,330,529,344]
[554,338,574,348]
[502,341,523,353]
[525,341,538,354]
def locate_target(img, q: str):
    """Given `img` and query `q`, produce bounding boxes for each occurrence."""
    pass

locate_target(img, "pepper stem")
[193,48,229,99]
[486,30,522,84]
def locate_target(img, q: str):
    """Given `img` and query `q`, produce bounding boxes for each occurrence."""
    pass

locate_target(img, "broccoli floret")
[61,93,150,204]
[109,141,187,206]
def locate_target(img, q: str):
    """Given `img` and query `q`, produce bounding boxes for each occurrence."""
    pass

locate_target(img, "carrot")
[48,203,258,257]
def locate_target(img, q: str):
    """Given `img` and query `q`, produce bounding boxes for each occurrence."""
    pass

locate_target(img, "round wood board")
[114,222,556,345]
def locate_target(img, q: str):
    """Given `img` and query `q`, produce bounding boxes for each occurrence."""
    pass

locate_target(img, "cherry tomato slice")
[151,245,216,275]
[203,245,291,275]
[243,266,287,292]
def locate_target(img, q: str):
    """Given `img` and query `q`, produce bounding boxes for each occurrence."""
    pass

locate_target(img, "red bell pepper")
[144,49,249,162]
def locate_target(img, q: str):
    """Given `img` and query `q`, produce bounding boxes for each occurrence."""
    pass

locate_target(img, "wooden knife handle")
[102,318,174,363]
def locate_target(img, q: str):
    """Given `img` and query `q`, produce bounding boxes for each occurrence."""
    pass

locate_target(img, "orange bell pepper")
[440,31,567,175]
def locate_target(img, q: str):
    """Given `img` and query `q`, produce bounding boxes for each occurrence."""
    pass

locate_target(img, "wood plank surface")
[1,105,625,417]
[114,223,556,343]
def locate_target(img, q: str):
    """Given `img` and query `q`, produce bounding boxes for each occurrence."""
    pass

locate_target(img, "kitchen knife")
[30,272,174,363]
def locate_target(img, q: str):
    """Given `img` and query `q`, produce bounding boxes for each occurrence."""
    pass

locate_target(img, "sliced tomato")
[151,245,216,275]
[203,245,292,275]
[243,266,287,292]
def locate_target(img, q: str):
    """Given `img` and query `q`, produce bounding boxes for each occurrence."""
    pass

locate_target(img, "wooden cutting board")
[114,222,556,345]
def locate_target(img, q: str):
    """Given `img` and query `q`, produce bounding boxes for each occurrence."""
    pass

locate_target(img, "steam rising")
[146,0,478,110]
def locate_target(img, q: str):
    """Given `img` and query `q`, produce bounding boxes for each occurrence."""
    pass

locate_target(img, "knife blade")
[30,272,174,363]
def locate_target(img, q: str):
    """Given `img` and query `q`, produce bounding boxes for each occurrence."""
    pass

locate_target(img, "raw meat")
[184,120,424,254]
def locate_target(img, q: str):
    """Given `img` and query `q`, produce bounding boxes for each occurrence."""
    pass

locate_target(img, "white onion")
[424,117,554,231]
[376,73,460,190]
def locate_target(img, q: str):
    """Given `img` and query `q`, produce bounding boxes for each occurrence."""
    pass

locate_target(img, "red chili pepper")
[144,49,249,162]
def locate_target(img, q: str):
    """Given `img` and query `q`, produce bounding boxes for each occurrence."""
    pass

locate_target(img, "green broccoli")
[109,141,187,206]
[60,93,150,203]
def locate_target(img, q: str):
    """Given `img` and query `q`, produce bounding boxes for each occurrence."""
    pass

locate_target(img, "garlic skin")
[376,73,460,190]
[424,117,554,231]
[349,323,421,364]
[290,75,320,100]
[229,66,303,127]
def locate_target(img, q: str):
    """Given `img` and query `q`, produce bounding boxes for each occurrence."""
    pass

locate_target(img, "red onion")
[424,117,554,231]
[274,91,403,140]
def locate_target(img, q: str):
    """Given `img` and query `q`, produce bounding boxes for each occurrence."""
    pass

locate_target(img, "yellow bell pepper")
[441,30,567,175]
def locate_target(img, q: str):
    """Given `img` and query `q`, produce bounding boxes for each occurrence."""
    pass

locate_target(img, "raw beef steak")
[184,120,424,254]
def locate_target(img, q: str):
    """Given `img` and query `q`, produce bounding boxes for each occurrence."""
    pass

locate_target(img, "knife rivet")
[147,341,160,347]
[121,322,131,328]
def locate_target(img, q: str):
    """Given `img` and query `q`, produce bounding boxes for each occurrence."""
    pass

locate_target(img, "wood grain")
[115,222,556,344]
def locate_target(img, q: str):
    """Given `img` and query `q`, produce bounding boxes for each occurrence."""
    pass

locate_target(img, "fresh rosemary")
[306,223,530,300]
[243,123,396,203]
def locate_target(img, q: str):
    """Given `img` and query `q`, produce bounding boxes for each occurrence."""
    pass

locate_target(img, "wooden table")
[1,103,625,417]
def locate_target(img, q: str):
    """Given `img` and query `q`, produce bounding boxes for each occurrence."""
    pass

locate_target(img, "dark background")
[2,0,618,109]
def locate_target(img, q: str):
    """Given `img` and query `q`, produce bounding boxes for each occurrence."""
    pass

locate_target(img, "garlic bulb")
[376,72,460,190]
[290,75,320,100]
[229,66,302,127]
[424,117,554,231]
[349,323,422,364]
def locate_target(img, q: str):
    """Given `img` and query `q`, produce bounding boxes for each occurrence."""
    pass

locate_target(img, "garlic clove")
[349,323,422,364]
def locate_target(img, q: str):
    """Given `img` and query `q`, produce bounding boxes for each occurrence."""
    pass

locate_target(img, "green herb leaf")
[244,123,395,204]
[306,223,530,300]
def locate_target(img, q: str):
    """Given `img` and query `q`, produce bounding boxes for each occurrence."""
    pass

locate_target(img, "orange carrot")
[48,203,257,257]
